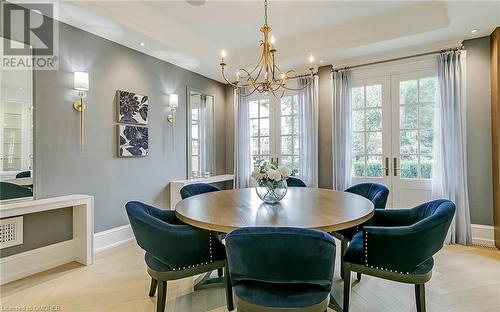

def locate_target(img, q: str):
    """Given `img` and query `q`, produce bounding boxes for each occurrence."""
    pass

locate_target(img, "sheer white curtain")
[233,88,251,188]
[433,50,472,245]
[332,69,352,191]
[297,76,319,187]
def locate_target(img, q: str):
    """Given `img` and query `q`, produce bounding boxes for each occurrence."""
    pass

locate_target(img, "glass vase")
[255,179,288,204]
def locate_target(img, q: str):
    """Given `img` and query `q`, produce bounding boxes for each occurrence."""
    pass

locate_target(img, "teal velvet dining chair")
[333,183,389,280]
[225,227,336,312]
[180,183,220,200]
[342,199,456,312]
[126,201,233,312]
[286,177,307,187]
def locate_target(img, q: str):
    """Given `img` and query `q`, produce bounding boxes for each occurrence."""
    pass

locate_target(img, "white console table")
[169,174,234,209]
[0,194,94,284]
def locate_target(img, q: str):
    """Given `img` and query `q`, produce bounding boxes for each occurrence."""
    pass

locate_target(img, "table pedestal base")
[193,270,225,291]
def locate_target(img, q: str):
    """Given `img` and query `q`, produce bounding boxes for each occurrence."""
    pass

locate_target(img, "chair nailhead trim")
[171,231,216,271]
[362,232,409,275]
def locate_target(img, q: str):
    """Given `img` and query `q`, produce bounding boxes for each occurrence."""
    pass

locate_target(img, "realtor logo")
[1,1,59,69]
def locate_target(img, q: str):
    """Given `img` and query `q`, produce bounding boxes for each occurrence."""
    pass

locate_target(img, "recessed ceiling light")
[319,60,324,63]
[471,29,479,34]
[139,42,145,47]
[19,87,23,91]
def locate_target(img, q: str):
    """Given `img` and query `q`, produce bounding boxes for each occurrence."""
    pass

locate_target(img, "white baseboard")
[471,224,495,247]
[94,224,134,253]
[0,240,76,285]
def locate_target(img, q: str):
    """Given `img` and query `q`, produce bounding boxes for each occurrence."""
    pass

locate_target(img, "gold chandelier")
[219,0,315,97]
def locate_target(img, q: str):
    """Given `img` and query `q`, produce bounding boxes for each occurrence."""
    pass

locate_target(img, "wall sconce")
[73,72,89,152]
[166,94,178,123]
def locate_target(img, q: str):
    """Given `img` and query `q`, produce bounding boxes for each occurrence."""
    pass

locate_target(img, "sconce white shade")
[169,94,179,108]
[74,72,89,91]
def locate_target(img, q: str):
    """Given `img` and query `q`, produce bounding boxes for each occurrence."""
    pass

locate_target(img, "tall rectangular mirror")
[187,87,215,178]
[0,38,34,201]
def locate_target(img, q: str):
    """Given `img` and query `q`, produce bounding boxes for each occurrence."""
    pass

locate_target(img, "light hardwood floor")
[1,241,499,312]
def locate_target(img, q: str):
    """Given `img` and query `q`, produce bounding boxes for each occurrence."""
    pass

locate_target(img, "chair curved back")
[286,177,307,187]
[225,227,336,290]
[0,182,32,200]
[180,183,220,200]
[15,171,31,178]
[345,183,389,209]
[126,201,223,272]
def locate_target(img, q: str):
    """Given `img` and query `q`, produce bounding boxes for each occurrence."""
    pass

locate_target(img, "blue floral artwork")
[118,90,148,124]
[118,125,149,157]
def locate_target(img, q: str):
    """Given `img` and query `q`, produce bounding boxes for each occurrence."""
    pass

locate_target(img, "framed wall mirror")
[0,38,34,201]
[187,87,215,179]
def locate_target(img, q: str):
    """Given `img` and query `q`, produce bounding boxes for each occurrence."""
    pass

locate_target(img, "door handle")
[393,157,401,176]
[383,157,389,176]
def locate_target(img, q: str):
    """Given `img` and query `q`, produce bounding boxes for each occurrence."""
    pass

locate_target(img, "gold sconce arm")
[73,97,86,153]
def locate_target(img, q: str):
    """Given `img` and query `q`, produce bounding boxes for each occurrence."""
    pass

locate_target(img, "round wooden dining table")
[175,187,374,233]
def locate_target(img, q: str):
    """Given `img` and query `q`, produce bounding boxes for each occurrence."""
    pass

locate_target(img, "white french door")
[352,68,437,208]
[249,92,301,173]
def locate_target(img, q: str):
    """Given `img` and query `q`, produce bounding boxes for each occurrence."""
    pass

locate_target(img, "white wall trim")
[471,224,495,247]
[94,224,134,253]
[0,240,76,285]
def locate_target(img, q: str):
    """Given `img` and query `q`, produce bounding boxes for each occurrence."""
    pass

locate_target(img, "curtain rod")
[285,72,318,80]
[331,45,464,72]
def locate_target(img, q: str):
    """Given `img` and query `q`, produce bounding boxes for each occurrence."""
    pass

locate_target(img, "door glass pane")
[352,156,365,177]
[420,130,433,155]
[400,130,418,154]
[400,105,418,129]
[281,136,292,154]
[367,156,383,177]
[249,101,259,118]
[353,110,365,131]
[250,119,259,136]
[281,156,292,167]
[281,116,292,135]
[260,137,270,155]
[419,77,437,103]
[366,85,382,107]
[260,118,270,136]
[251,138,259,155]
[419,104,434,129]
[367,132,382,154]
[366,108,382,130]
[293,136,299,155]
[353,133,365,156]
[293,116,299,135]
[420,155,433,179]
[400,80,418,104]
[260,100,270,117]
[281,96,292,115]
[352,87,364,109]
[401,155,418,179]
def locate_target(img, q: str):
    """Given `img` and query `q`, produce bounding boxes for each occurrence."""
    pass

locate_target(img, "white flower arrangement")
[251,160,292,185]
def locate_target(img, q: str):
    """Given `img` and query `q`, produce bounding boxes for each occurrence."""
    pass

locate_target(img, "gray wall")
[464,37,494,225]
[33,21,227,232]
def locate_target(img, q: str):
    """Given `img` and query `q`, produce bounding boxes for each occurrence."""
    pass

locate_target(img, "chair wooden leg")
[218,268,223,277]
[415,284,426,312]
[340,237,348,279]
[356,272,362,281]
[156,281,167,312]
[224,264,234,311]
[343,263,352,312]
[149,278,158,297]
